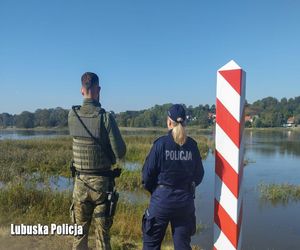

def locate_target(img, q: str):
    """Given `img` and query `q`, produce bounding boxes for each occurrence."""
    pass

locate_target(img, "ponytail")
[171,120,187,146]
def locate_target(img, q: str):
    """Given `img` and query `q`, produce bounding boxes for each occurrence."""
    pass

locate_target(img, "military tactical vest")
[69,106,116,173]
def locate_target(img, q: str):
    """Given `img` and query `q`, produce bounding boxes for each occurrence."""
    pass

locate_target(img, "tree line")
[245,96,300,127]
[0,96,299,129]
[115,103,215,128]
[0,108,68,129]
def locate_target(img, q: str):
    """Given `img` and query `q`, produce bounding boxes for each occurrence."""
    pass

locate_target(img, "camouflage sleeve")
[104,112,126,159]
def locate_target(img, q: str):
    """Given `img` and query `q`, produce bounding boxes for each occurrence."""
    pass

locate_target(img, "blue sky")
[0,0,299,114]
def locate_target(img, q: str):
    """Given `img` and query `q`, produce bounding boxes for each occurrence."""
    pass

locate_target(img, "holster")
[106,190,119,217]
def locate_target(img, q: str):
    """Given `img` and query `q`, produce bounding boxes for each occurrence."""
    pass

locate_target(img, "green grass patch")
[0,137,72,182]
[0,134,211,190]
[0,132,209,249]
[259,183,300,204]
[0,182,71,225]
[0,181,196,249]
[123,134,211,164]
[116,170,143,191]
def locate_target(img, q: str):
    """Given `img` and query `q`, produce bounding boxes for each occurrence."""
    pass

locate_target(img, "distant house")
[245,115,253,123]
[186,115,197,121]
[208,112,216,123]
[283,116,296,127]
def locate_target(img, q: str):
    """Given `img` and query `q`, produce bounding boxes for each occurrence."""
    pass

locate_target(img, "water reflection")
[245,129,300,157]
[0,129,69,140]
[48,175,73,191]
[123,162,142,171]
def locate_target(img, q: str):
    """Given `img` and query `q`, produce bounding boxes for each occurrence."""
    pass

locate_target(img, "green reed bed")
[124,134,211,164]
[116,169,143,191]
[259,183,300,204]
[0,135,210,190]
[0,182,71,225]
[0,137,72,182]
[0,181,169,249]
[112,201,148,241]
[0,182,143,249]
[0,134,208,249]
[0,181,176,249]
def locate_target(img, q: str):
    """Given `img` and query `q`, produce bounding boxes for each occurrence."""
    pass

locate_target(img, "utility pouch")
[70,160,76,178]
[106,190,119,217]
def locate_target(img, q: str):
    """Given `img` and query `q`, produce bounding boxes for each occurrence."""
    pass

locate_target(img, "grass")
[0,182,204,249]
[123,135,155,164]
[0,134,211,189]
[0,132,209,249]
[0,137,72,182]
[259,183,300,204]
[124,134,211,164]
[0,181,71,225]
[116,169,143,191]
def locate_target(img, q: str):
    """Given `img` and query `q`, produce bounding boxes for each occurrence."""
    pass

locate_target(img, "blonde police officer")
[142,104,204,250]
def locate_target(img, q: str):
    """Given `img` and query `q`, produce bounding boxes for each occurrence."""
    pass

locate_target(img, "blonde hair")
[170,118,187,146]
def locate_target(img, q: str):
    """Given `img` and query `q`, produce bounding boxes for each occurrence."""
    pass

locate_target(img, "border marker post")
[213,60,246,250]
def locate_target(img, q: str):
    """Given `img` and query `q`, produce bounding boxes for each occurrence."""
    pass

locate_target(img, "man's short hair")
[81,72,99,90]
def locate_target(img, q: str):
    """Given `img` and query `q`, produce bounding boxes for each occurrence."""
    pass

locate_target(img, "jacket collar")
[82,98,101,108]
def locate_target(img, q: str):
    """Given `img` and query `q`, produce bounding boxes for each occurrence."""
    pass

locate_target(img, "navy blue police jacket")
[142,130,204,209]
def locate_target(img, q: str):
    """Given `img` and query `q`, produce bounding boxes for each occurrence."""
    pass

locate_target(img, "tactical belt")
[76,168,122,178]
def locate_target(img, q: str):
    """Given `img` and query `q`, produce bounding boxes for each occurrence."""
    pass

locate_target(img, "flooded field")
[0,129,69,140]
[0,128,300,249]
[194,129,300,250]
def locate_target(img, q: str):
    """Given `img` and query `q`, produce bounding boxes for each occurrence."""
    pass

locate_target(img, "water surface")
[192,129,300,250]
[0,129,68,140]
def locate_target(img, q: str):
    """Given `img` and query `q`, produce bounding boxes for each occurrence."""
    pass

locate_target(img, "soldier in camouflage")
[68,72,126,250]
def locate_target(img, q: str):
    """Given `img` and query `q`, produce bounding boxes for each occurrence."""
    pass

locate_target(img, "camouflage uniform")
[68,98,126,250]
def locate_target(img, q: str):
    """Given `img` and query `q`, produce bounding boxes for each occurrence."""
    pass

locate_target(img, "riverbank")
[1,125,299,136]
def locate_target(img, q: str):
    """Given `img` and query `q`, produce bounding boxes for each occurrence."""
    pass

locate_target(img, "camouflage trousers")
[70,175,113,250]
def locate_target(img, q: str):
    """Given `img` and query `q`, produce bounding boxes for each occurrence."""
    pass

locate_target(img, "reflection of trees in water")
[251,141,300,156]
[246,130,300,157]
[277,141,300,156]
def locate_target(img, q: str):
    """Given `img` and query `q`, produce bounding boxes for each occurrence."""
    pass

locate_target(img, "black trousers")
[142,203,196,250]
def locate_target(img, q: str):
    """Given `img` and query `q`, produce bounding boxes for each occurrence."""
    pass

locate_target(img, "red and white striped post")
[214,60,246,250]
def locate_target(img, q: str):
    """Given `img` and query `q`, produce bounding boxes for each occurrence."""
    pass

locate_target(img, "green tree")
[34,109,51,127]
[15,111,34,128]
[0,113,14,127]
